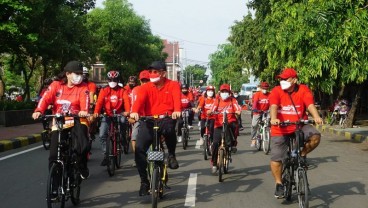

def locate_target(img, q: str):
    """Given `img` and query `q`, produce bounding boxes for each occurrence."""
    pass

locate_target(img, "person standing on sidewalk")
[130,61,181,196]
[32,60,90,179]
[250,82,270,147]
[269,68,323,199]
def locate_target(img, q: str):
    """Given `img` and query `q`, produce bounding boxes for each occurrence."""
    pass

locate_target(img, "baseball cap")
[148,61,167,71]
[276,68,298,79]
[220,84,230,91]
[64,61,83,73]
[260,82,270,89]
[139,70,150,80]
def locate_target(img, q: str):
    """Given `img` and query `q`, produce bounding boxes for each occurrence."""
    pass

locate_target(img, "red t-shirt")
[252,91,270,115]
[132,78,181,116]
[131,85,145,116]
[269,84,314,136]
[94,86,130,116]
[181,92,194,109]
[197,96,215,119]
[35,81,89,115]
[210,97,241,128]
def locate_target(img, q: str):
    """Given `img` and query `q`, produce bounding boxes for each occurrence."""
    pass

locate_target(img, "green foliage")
[0,101,36,111]
[183,64,207,86]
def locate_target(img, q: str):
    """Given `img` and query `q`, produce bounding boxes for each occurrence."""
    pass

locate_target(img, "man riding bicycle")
[177,83,194,143]
[207,84,241,174]
[269,68,323,199]
[130,61,181,196]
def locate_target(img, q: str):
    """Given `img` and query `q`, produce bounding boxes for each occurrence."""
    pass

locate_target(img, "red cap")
[206,85,215,91]
[139,70,150,80]
[276,68,298,79]
[260,82,269,89]
[220,84,230,91]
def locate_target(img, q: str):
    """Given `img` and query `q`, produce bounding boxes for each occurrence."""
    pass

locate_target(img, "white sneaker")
[177,136,182,143]
[188,125,193,129]
[198,137,204,145]
[211,166,218,174]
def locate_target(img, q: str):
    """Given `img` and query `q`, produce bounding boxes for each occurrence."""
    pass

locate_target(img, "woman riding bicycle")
[207,84,241,174]
[93,70,130,166]
[32,60,91,179]
[177,83,194,143]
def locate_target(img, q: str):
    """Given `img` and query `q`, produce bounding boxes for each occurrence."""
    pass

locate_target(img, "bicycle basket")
[148,151,164,161]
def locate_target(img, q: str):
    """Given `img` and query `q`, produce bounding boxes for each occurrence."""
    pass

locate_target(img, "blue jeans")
[99,116,126,154]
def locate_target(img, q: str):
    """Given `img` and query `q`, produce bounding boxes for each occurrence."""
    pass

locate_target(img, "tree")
[183,64,207,86]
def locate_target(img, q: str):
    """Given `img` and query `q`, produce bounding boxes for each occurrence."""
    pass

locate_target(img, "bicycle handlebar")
[278,119,315,126]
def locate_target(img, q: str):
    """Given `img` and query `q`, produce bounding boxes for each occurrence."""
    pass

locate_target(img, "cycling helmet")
[206,85,215,91]
[83,67,89,74]
[181,84,188,89]
[107,71,120,79]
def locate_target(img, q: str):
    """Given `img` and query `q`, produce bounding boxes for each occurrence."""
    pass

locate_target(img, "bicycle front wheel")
[218,149,224,182]
[106,137,115,176]
[297,169,309,208]
[115,132,122,169]
[47,164,65,208]
[203,135,208,160]
[282,165,293,201]
[262,127,271,154]
[151,167,159,208]
[182,128,188,150]
[70,164,81,205]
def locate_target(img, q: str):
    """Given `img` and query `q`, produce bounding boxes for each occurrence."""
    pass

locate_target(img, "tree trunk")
[345,85,362,128]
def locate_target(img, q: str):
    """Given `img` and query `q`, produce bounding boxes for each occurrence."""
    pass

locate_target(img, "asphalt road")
[0,112,367,208]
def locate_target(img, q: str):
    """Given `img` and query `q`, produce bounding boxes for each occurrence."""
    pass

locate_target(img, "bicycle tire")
[106,137,115,176]
[282,165,293,201]
[203,135,208,160]
[182,128,187,150]
[115,132,122,169]
[262,127,271,154]
[47,164,65,208]
[255,126,262,151]
[151,167,159,208]
[297,169,309,208]
[218,149,224,182]
[224,149,230,174]
[123,129,130,154]
[42,131,50,150]
[70,164,81,205]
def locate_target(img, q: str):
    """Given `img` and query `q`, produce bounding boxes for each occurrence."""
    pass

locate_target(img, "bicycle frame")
[181,109,191,149]
[217,111,234,182]
[203,117,213,160]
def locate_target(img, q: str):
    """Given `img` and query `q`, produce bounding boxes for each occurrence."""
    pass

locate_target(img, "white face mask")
[108,82,118,88]
[220,92,229,100]
[234,94,239,98]
[206,91,214,97]
[262,89,267,94]
[280,80,291,90]
[150,76,160,83]
[71,74,83,85]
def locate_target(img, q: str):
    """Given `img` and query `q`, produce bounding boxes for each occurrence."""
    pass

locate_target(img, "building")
[163,40,181,81]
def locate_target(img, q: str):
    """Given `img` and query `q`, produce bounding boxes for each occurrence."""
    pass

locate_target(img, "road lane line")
[185,173,197,207]
[0,145,43,161]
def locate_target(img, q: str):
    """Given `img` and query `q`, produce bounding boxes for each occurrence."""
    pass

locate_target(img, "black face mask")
[182,90,188,94]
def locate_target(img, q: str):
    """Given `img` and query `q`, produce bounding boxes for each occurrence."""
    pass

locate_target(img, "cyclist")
[130,69,150,166]
[93,70,130,166]
[194,85,216,145]
[233,91,245,131]
[269,68,323,199]
[250,82,270,147]
[207,84,241,174]
[32,60,90,179]
[177,83,194,142]
[130,61,181,196]
[82,67,98,140]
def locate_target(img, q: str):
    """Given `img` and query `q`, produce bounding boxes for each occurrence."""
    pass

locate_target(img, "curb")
[316,125,368,143]
[0,133,42,152]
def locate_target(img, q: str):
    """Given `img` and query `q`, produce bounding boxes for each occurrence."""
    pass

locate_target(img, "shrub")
[0,100,37,111]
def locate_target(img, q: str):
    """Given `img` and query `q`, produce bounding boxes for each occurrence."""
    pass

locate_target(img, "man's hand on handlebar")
[78,111,89,117]
[130,112,139,121]
[314,117,323,125]
[271,118,280,125]
[32,112,42,120]
[172,111,181,119]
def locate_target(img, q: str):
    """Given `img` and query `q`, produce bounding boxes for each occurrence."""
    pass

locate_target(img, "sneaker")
[239,127,244,131]
[139,182,150,196]
[167,155,179,169]
[80,167,90,180]
[211,166,218,174]
[100,157,108,166]
[188,125,193,129]
[177,136,182,143]
[131,161,136,167]
[231,147,237,154]
[198,137,204,145]
[250,139,256,148]
[274,183,285,199]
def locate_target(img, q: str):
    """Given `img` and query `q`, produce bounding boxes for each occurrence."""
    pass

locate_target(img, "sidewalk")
[1,119,368,153]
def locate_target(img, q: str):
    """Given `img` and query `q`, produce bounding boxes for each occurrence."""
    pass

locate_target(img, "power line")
[153,30,218,47]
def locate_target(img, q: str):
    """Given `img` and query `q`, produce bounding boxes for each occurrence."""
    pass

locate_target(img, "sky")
[95,0,250,68]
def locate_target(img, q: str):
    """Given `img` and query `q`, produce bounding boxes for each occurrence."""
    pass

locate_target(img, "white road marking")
[185,173,198,207]
[0,145,43,161]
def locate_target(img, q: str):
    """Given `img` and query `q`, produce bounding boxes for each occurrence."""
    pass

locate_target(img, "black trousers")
[211,122,237,163]
[135,118,177,183]
[177,110,194,136]
[200,118,215,140]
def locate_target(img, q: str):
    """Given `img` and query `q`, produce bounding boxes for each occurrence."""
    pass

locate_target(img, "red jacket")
[210,97,241,128]
[132,78,181,116]
[197,96,215,120]
[94,86,130,116]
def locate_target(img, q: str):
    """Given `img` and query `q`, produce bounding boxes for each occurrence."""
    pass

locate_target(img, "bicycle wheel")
[297,169,309,208]
[123,129,130,154]
[262,127,271,154]
[282,165,293,201]
[151,167,159,208]
[223,149,230,174]
[182,128,187,150]
[218,149,224,182]
[115,132,122,169]
[70,164,81,205]
[255,127,262,151]
[42,130,50,150]
[203,135,208,160]
[106,137,115,176]
[47,164,65,208]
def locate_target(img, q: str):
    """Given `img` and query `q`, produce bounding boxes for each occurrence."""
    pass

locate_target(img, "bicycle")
[253,110,271,154]
[280,119,314,208]
[140,115,170,208]
[44,114,83,208]
[41,115,51,150]
[101,109,123,177]
[203,117,213,160]
[122,119,132,154]
[217,111,236,182]
[181,109,191,150]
